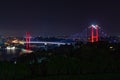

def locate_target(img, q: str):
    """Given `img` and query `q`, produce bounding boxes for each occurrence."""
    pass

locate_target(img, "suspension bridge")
[24,25,108,50]
[68,25,107,42]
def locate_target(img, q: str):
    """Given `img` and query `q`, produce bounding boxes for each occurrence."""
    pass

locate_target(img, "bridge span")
[23,41,71,45]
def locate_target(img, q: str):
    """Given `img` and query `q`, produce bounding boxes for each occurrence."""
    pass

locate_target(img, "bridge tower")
[89,25,99,42]
[26,32,30,50]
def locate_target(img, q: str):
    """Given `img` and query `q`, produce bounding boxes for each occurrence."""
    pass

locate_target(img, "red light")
[90,25,99,42]
[26,32,30,50]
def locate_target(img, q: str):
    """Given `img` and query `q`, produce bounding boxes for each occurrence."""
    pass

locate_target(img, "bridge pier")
[89,25,99,42]
[26,32,30,50]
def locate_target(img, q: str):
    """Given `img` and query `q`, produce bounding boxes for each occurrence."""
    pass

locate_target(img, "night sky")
[0,0,120,37]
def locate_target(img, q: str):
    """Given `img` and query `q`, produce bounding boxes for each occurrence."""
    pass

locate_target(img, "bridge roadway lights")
[25,32,71,48]
[23,41,69,46]
[44,43,47,45]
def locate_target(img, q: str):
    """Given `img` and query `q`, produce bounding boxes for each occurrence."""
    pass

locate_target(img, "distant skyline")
[0,0,120,37]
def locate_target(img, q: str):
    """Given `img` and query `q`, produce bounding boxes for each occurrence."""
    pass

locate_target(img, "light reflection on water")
[0,49,21,61]
[0,46,47,61]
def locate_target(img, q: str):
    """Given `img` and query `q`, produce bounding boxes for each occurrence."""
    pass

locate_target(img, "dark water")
[0,49,21,61]
[0,45,50,61]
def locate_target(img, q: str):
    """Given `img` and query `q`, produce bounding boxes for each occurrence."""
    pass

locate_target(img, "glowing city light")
[109,46,113,49]
[6,46,16,50]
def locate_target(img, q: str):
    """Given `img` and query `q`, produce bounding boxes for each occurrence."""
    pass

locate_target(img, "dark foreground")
[0,42,120,80]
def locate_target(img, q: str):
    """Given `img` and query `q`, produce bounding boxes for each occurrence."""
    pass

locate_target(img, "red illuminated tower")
[26,32,30,50]
[89,25,99,42]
